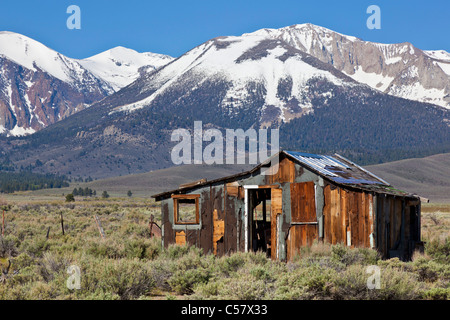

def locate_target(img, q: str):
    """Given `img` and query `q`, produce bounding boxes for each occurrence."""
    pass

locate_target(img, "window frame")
[172,194,200,225]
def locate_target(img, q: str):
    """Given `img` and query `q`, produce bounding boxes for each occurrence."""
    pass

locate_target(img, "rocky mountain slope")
[0,32,173,136]
[249,24,450,109]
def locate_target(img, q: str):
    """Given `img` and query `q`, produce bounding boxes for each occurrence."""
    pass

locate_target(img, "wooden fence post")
[60,212,65,235]
[2,210,5,237]
[94,215,106,239]
[149,214,154,238]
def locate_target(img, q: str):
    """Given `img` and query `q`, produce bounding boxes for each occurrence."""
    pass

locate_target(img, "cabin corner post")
[315,178,325,240]
[400,199,406,259]
[417,201,422,244]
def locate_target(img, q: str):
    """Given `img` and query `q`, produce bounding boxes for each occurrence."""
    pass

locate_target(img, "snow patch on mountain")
[389,82,447,107]
[79,47,174,91]
[347,66,394,92]
[425,50,450,62]
[7,125,35,137]
[436,61,450,76]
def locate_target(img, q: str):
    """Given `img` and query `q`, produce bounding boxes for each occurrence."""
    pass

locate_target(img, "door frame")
[244,185,281,255]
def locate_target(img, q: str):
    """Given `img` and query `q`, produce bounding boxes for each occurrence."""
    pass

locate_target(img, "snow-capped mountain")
[0,31,173,136]
[247,23,450,109]
[115,33,362,127]
[2,25,449,179]
[79,46,173,91]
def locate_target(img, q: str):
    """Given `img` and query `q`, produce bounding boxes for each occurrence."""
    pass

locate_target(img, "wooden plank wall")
[266,157,296,184]
[322,185,374,248]
[286,182,318,260]
[224,185,239,254]
[165,184,244,257]
[162,203,173,248]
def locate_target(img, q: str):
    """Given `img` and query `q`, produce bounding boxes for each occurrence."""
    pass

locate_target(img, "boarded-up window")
[173,195,200,224]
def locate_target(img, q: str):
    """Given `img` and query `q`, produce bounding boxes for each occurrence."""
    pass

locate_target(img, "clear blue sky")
[0,0,448,58]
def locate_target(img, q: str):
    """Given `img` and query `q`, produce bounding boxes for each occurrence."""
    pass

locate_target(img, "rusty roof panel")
[285,151,387,186]
[286,151,345,177]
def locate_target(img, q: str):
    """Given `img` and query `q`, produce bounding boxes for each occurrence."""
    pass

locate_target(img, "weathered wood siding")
[321,185,374,249]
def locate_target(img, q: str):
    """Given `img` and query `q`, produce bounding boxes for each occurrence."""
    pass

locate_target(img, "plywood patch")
[213,209,225,255]
[175,230,186,245]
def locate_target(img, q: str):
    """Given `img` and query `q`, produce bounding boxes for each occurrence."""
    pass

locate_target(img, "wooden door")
[287,181,318,260]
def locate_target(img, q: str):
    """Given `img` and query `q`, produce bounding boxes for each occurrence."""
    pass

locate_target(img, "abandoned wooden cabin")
[152,151,422,261]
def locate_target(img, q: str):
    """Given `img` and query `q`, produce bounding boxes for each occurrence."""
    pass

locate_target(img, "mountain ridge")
[0,31,173,136]
[246,24,450,109]
[1,24,449,179]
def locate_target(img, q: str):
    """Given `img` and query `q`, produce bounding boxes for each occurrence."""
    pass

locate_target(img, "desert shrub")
[27,281,56,300]
[79,258,155,300]
[2,198,447,300]
[376,267,425,299]
[11,252,36,269]
[191,281,221,299]
[86,239,123,259]
[273,271,309,300]
[123,237,160,260]
[166,246,213,294]
[330,264,423,300]
[411,257,450,283]
[377,257,411,271]
[246,251,270,265]
[296,241,333,260]
[214,252,247,276]
[421,287,450,300]
[297,265,336,298]
[148,256,177,291]
[0,235,19,257]
[19,236,49,258]
[425,238,450,264]
[271,263,335,299]
[250,265,272,281]
[169,267,211,294]
[331,244,379,266]
[193,271,270,300]
[82,290,120,300]
[38,252,71,282]
[123,223,151,237]
[164,243,193,259]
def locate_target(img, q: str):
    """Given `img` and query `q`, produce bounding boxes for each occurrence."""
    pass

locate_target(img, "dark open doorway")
[248,188,272,256]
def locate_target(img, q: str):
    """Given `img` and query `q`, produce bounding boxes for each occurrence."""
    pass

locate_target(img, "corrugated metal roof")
[285,151,387,186]
[285,151,349,177]
[152,150,403,200]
